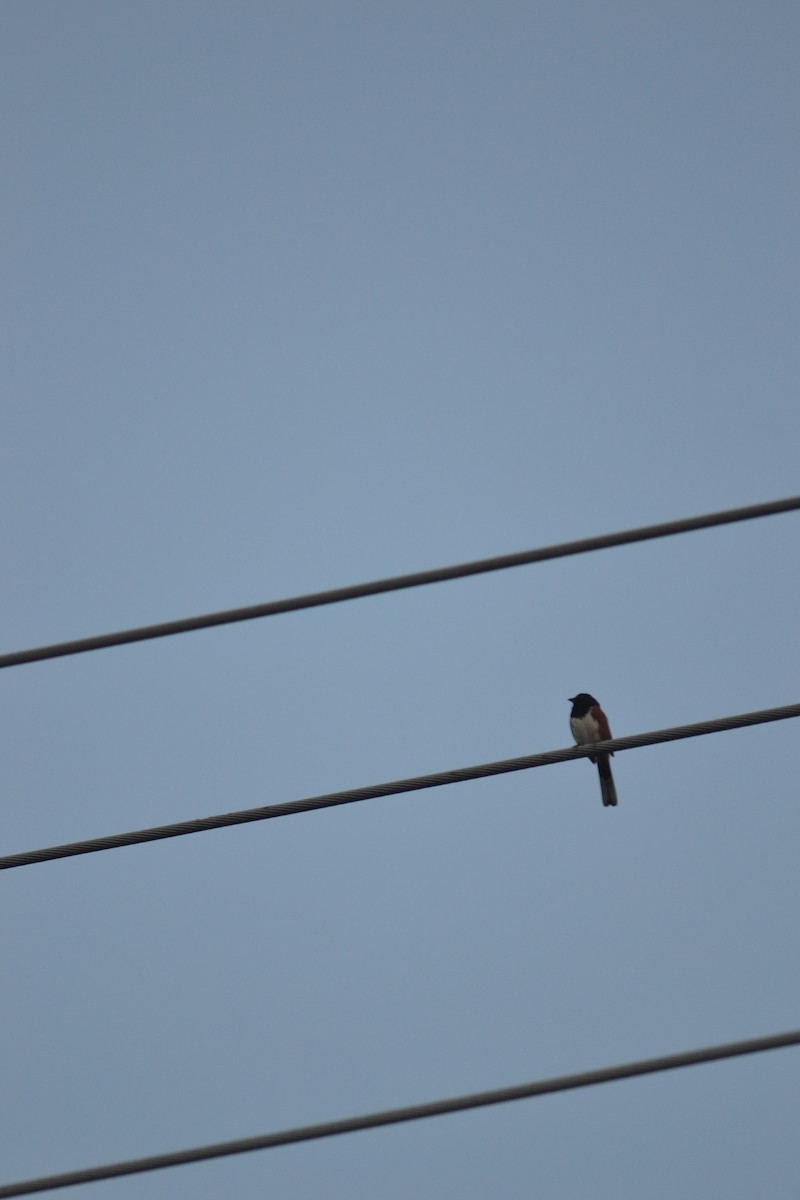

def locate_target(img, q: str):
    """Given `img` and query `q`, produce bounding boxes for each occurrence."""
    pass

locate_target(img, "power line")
[2,494,798,671]
[1,1027,797,1197]
[2,702,797,872]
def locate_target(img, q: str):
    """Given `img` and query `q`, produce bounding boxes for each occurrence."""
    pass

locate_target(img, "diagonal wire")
[1,702,797,872]
[1,1027,798,1196]
[1,495,798,670]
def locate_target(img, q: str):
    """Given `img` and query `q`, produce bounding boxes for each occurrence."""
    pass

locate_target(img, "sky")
[2,2,799,1196]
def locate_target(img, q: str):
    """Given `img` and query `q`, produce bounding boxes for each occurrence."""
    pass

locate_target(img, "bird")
[569,693,618,807]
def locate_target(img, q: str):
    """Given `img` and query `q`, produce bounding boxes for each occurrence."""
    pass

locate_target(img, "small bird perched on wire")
[569,693,618,808]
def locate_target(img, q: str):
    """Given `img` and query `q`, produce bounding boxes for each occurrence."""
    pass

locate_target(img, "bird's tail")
[597,756,618,808]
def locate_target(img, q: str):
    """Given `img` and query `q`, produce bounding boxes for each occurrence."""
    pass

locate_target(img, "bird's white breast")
[570,713,600,746]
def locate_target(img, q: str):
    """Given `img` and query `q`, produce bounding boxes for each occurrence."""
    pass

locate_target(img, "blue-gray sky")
[2,3,799,1197]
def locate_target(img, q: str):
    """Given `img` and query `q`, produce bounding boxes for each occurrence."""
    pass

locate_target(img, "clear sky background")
[2,2,799,1197]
